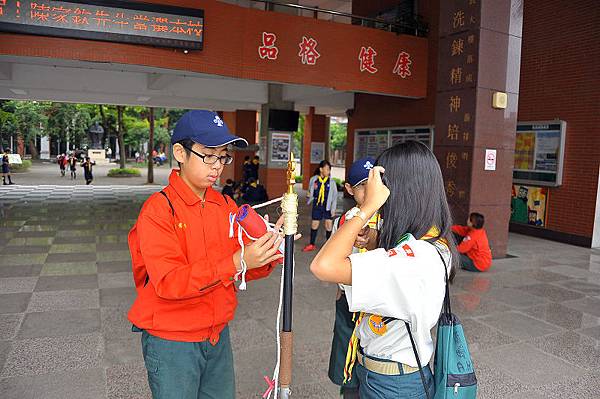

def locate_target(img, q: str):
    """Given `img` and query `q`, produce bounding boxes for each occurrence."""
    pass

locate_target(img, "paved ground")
[7,160,346,188]
[8,161,172,187]
[1,168,600,398]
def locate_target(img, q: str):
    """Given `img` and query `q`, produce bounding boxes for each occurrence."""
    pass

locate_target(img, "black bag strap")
[405,242,450,399]
[434,243,451,315]
[144,190,175,288]
[159,190,175,216]
[405,321,431,399]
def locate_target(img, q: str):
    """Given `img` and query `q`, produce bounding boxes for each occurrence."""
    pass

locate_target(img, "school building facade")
[0,0,598,255]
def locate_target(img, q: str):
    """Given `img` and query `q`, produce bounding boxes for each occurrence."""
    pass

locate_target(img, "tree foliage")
[329,121,347,151]
[0,100,186,159]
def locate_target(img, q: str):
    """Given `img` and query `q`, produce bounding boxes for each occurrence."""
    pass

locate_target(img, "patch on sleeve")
[387,249,398,257]
[402,244,415,257]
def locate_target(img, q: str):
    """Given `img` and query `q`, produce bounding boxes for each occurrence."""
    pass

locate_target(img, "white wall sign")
[485,149,497,171]
[40,135,50,160]
[310,142,325,164]
[7,154,22,164]
[270,132,291,163]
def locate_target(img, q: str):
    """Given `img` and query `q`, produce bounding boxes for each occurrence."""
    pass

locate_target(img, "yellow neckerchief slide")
[316,176,328,205]
[342,226,444,383]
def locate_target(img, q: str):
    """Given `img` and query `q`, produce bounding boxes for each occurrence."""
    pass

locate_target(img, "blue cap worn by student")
[347,157,376,187]
[171,110,249,148]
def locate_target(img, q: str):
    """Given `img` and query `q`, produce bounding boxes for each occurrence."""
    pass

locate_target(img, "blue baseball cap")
[171,110,248,148]
[347,157,376,187]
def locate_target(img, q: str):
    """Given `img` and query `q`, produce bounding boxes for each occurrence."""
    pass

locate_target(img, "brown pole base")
[279,330,293,390]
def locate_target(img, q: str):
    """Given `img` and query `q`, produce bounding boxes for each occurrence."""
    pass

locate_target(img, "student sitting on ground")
[452,212,492,272]
[221,178,235,198]
[241,177,268,206]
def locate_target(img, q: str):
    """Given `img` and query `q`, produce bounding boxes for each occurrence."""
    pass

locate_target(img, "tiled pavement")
[1,185,600,398]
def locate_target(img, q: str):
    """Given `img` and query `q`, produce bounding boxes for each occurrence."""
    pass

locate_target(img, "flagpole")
[279,152,298,398]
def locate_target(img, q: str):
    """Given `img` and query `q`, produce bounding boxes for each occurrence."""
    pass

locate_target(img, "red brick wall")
[347,0,439,172]
[517,0,600,238]
[350,0,600,240]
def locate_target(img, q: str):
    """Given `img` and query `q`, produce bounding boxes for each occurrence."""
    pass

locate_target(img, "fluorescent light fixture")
[136,96,151,102]
[9,88,27,95]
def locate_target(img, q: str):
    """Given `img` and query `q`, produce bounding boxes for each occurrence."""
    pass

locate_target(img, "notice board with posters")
[513,121,566,187]
[269,132,291,163]
[354,126,434,160]
[510,184,549,227]
[0,0,204,50]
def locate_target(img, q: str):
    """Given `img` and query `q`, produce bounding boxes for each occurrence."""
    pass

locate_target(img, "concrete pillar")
[40,135,50,160]
[434,0,523,257]
[258,84,296,199]
[302,106,328,190]
[220,110,258,185]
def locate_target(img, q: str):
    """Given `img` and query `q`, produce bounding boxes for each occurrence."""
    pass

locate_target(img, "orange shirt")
[128,170,275,344]
[452,225,492,271]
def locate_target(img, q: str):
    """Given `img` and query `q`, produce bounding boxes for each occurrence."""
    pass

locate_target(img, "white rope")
[228,195,296,398]
[252,196,283,210]
[236,224,248,290]
[266,258,286,399]
[281,193,298,236]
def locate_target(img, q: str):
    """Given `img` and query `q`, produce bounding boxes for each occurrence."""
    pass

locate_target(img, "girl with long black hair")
[311,141,457,399]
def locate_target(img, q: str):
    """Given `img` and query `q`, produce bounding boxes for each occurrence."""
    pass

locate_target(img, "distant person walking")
[68,153,78,180]
[2,149,14,185]
[303,160,338,252]
[57,153,67,177]
[81,157,96,185]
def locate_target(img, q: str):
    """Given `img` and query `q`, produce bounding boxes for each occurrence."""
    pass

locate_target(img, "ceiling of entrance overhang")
[0,56,353,116]
[221,0,352,16]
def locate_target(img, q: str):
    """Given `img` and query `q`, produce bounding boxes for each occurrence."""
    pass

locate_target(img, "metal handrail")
[249,0,428,37]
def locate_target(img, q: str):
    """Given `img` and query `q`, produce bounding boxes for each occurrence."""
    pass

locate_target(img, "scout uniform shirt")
[128,170,275,344]
[334,210,381,290]
[342,234,450,367]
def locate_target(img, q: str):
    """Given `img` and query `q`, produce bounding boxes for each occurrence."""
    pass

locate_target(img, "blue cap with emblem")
[171,110,249,148]
[347,157,376,187]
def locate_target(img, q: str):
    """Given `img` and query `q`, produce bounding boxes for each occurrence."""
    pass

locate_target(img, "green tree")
[0,100,17,150]
[329,121,347,151]
[293,114,304,159]
[46,102,93,149]
[14,101,49,158]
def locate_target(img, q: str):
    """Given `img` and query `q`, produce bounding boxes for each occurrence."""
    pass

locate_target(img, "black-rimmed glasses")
[182,145,233,165]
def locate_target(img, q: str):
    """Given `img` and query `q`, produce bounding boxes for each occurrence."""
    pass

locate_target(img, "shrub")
[294,174,303,183]
[10,160,32,172]
[107,168,141,177]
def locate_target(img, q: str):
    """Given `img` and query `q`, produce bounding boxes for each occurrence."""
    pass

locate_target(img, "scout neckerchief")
[342,226,443,383]
[316,176,328,205]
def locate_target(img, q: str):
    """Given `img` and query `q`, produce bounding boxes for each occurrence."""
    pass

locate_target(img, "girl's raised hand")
[363,166,390,212]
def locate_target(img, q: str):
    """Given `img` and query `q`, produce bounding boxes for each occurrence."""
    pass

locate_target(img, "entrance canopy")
[0,55,353,115]
[0,0,428,112]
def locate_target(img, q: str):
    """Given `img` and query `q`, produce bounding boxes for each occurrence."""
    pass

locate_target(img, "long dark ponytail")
[375,141,457,280]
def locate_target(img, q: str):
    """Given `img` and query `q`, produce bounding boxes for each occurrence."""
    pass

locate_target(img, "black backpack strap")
[405,321,431,399]
[159,190,175,216]
[147,190,175,288]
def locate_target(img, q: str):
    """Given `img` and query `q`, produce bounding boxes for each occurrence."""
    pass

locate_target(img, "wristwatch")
[346,206,369,225]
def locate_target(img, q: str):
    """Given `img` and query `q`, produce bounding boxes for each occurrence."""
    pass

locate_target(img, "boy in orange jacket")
[128,110,283,399]
[452,212,492,272]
